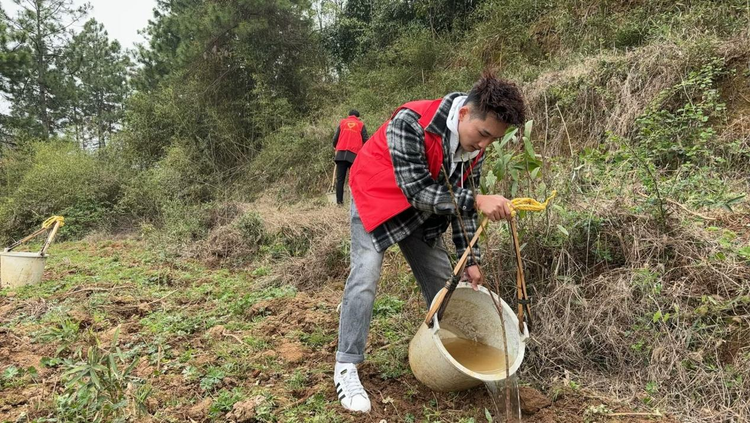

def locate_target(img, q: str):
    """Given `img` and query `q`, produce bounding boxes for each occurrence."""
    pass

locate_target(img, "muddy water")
[441,337,511,374]
[440,334,521,422]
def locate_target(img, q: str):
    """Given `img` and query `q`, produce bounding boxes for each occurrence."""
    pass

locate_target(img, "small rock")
[206,325,226,338]
[225,395,265,423]
[187,397,212,419]
[277,341,304,364]
[519,386,552,415]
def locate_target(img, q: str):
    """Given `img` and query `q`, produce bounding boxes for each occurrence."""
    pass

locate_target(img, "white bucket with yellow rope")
[0,216,64,288]
[410,192,556,392]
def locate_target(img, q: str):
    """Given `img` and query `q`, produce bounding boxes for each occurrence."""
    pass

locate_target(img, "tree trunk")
[35,0,50,140]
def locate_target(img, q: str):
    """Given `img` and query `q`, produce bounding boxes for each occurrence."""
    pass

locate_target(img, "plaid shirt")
[370,92,483,266]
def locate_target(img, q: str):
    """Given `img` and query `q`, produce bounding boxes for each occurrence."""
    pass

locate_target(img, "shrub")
[117,144,214,223]
[235,211,266,245]
[56,331,151,422]
[0,141,123,243]
[244,122,332,195]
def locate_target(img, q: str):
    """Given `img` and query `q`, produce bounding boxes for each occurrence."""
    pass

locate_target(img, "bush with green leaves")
[235,211,266,245]
[635,58,729,170]
[117,144,214,222]
[482,120,545,199]
[0,141,124,243]
[244,122,332,195]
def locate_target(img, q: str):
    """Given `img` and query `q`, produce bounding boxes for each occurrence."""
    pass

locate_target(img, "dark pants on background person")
[335,160,353,204]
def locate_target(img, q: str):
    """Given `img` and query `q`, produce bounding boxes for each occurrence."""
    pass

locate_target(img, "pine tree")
[0,7,31,145]
[3,0,89,140]
[61,19,131,148]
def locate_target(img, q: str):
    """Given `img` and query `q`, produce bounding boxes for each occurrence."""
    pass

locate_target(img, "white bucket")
[408,282,529,392]
[0,251,47,289]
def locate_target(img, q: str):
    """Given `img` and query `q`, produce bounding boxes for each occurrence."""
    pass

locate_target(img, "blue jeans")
[336,203,452,364]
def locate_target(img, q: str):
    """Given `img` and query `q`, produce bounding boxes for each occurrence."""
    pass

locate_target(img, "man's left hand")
[463,265,482,291]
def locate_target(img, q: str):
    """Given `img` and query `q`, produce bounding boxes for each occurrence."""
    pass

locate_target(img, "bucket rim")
[0,251,47,258]
[429,283,528,381]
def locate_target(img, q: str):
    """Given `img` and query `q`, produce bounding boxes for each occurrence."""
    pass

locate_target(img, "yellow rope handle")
[42,215,65,229]
[510,190,557,216]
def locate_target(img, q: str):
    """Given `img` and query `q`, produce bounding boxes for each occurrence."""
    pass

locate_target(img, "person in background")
[333,110,368,205]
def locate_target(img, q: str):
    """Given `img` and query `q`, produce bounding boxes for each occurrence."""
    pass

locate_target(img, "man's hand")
[462,265,482,291]
[474,195,511,222]
[475,194,513,221]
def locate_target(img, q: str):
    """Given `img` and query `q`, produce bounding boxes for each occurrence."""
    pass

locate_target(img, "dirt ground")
[0,244,680,422]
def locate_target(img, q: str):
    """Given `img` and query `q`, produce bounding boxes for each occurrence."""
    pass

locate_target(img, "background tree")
[2,0,90,140]
[0,7,31,146]
[60,19,131,149]
[125,0,325,176]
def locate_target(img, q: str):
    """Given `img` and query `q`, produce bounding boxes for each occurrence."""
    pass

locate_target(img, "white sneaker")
[334,362,371,412]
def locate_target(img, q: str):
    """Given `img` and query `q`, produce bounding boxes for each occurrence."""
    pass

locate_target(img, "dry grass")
[506,38,750,421]
[524,33,750,158]
[477,194,750,422]
[189,192,351,288]
[260,197,351,289]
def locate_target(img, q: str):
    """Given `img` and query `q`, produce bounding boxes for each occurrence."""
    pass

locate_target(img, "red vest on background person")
[350,99,482,233]
[336,116,365,155]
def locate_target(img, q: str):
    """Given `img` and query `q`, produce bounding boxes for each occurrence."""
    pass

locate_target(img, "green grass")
[0,239,318,421]
[4,203,734,422]
[282,393,348,422]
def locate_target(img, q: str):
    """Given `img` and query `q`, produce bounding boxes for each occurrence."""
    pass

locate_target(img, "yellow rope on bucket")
[42,216,65,229]
[425,191,558,327]
[509,190,557,216]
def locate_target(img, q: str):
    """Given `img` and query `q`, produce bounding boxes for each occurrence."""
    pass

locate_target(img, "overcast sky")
[1,0,158,51]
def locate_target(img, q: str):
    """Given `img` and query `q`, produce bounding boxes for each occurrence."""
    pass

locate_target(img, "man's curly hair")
[465,72,526,126]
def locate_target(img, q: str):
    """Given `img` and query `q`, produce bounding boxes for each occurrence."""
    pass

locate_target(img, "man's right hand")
[475,194,513,221]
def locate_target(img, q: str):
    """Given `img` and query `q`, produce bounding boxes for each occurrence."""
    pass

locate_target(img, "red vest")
[350,99,482,232]
[336,116,365,154]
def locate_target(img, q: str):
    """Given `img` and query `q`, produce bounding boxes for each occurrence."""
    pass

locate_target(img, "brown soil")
[235,292,677,422]
[277,341,306,364]
[0,241,684,423]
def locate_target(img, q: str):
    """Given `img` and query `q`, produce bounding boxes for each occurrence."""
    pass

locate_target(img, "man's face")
[457,105,509,152]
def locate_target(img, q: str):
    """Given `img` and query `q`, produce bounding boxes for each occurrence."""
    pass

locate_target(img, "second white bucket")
[408,282,529,392]
[0,251,47,289]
